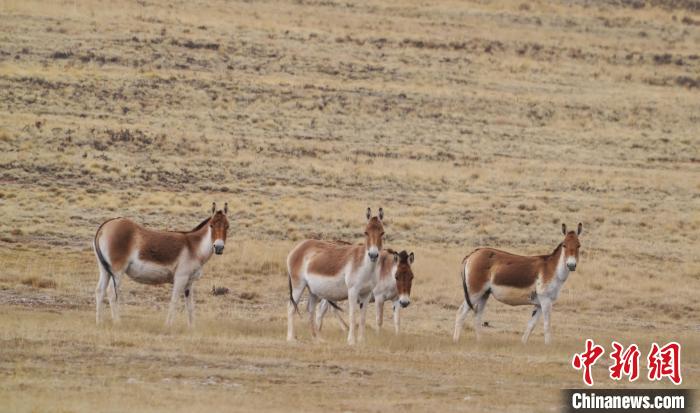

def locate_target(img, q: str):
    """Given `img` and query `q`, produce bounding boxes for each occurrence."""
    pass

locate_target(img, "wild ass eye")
[364,231,368,236]
[380,232,385,237]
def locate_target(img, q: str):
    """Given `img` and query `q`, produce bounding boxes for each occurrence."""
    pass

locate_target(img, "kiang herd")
[93,204,583,346]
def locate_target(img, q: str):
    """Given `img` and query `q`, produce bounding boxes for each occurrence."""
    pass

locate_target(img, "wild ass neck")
[191,225,214,263]
[553,246,570,281]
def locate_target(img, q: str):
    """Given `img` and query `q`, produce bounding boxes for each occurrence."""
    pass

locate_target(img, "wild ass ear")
[212,202,217,215]
[393,251,399,263]
[224,202,229,214]
[378,207,384,221]
[577,222,583,235]
[408,252,415,264]
[561,223,567,235]
[366,207,371,221]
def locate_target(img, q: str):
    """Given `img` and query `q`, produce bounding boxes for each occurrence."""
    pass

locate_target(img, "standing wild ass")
[453,223,583,344]
[316,249,415,334]
[93,203,230,326]
[287,207,386,345]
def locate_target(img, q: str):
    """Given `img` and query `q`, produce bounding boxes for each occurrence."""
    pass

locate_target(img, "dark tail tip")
[288,271,299,314]
[461,261,474,311]
[327,300,343,312]
[94,234,118,301]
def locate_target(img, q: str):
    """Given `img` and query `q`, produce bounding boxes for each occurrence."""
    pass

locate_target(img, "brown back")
[305,240,364,276]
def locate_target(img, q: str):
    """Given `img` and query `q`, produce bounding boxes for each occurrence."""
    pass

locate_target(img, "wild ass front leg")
[541,299,553,344]
[393,300,401,334]
[375,296,384,331]
[358,294,371,343]
[166,275,189,327]
[521,306,541,344]
[347,288,359,345]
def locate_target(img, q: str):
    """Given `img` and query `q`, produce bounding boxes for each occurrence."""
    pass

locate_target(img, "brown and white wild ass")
[453,223,583,344]
[287,207,386,345]
[93,203,230,326]
[316,249,415,334]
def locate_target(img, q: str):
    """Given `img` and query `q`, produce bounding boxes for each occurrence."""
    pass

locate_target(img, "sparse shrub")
[50,51,72,59]
[239,292,259,301]
[211,286,229,296]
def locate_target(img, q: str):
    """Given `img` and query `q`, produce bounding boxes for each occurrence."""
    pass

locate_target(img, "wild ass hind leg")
[472,292,491,341]
[453,301,472,343]
[307,293,323,341]
[315,299,329,332]
[521,306,542,344]
[287,280,306,342]
[95,265,109,325]
[106,272,121,323]
[332,305,349,332]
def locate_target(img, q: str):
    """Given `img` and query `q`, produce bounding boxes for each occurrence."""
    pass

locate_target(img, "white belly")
[126,258,174,284]
[490,285,535,306]
[306,273,347,301]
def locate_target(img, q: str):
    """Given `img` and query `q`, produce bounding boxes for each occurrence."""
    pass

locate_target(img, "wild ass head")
[364,207,385,262]
[561,222,582,271]
[392,250,415,308]
[210,202,230,255]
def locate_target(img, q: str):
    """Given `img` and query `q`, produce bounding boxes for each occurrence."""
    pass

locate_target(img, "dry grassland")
[0,0,699,411]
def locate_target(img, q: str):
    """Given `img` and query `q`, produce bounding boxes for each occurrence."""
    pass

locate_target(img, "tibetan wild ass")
[93,203,230,326]
[287,207,385,345]
[453,223,583,344]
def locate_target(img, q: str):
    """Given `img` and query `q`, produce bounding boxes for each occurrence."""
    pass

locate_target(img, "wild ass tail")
[288,271,299,314]
[327,300,343,312]
[461,255,474,311]
[94,230,118,301]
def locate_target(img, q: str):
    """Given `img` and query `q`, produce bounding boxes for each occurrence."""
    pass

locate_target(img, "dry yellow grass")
[1,0,699,411]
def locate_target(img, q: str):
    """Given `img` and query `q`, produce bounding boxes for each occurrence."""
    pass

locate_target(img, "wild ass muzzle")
[316,249,415,335]
[453,223,583,345]
[286,207,385,345]
[93,202,230,326]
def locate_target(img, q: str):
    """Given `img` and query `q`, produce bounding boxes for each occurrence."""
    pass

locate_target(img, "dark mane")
[190,217,211,232]
[547,242,563,257]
